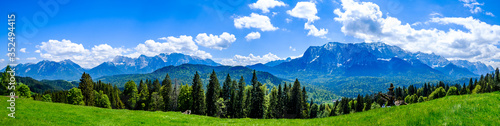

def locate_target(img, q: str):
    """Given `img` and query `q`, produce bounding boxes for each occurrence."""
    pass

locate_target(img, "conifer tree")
[249,70,265,118]
[161,74,172,111]
[192,72,206,115]
[206,70,221,116]
[78,72,94,106]
[355,94,363,112]
[234,76,246,118]
[291,79,303,118]
[266,86,279,118]
[138,80,150,110]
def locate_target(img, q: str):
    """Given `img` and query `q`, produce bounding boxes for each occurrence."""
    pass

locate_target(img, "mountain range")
[4,42,495,98]
[4,53,219,80]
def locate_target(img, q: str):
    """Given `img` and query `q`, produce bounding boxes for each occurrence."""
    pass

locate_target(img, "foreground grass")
[1,92,499,125]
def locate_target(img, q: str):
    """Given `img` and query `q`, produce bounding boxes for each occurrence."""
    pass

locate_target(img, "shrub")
[429,87,446,100]
[446,86,459,96]
[42,94,52,102]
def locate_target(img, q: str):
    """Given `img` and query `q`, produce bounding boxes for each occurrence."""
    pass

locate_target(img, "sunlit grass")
[1,91,499,125]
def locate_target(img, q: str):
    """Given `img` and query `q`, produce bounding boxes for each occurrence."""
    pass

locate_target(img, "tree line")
[23,69,311,119]
[4,65,500,119]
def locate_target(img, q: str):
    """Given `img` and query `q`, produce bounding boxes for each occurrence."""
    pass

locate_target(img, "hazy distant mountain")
[264,57,292,67]
[105,53,220,74]
[6,53,220,80]
[97,64,284,88]
[254,42,490,79]
[450,60,494,75]
[6,60,85,80]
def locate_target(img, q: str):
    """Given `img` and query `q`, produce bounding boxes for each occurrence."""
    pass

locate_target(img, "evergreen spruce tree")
[192,72,206,115]
[206,70,221,116]
[78,72,94,106]
[235,76,246,118]
[266,86,278,118]
[228,80,237,118]
[161,74,172,111]
[291,79,303,118]
[355,94,363,112]
[249,70,265,118]
[138,80,149,110]
[113,85,125,109]
[277,84,283,118]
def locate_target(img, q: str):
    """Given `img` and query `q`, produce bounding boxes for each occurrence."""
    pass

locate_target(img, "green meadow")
[1,91,499,125]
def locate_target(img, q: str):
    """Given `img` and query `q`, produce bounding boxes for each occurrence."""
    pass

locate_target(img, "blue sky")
[1,0,500,68]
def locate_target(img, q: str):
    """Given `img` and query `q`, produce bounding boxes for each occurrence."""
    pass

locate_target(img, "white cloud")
[304,21,328,38]
[287,2,320,22]
[459,0,483,14]
[0,59,4,63]
[234,13,279,31]
[36,39,128,68]
[287,1,328,38]
[35,50,41,53]
[20,48,26,53]
[285,18,292,23]
[133,35,212,59]
[289,46,296,51]
[249,0,287,13]
[334,0,500,68]
[26,57,37,60]
[245,32,261,41]
[220,52,282,66]
[195,32,236,50]
[485,12,495,17]
[429,12,443,17]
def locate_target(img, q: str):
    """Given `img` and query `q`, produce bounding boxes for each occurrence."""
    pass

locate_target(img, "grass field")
[1,92,499,125]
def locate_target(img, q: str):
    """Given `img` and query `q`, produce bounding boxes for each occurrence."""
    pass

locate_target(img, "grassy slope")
[1,92,499,125]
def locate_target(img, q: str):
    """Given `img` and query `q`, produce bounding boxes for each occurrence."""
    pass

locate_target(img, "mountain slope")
[8,60,85,80]
[2,91,499,125]
[96,64,285,88]
[5,53,220,80]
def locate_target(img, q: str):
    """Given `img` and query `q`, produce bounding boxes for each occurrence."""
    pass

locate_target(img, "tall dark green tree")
[161,74,172,111]
[78,72,94,106]
[222,74,232,117]
[277,84,283,118]
[249,70,265,118]
[192,72,206,115]
[232,76,245,118]
[228,80,237,118]
[138,80,150,110]
[291,79,303,118]
[267,86,279,118]
[355,94,363,112]
[113,84,125,109]
[206,70,221,116]
[123,80,138,109]
[153,79,161,93]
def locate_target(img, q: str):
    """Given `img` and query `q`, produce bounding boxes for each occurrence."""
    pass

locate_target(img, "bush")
[417,96,424,103]
[17,83,31,98]
[42,94,52,102]
[446,86,459,96]
[67,88,84,105]
[472,85,482,94]
[429,87,446,100]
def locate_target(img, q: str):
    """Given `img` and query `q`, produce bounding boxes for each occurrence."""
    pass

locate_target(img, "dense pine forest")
[2,64,500,119]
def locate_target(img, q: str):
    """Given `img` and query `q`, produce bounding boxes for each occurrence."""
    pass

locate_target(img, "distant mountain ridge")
[5,53,220,80]
[253,42,492,78]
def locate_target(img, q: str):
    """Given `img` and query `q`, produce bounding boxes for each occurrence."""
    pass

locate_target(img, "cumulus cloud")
[249,0,287,13]
[0,59,4,63]
[287,2,320,22]
[287,1,328,38]
[234,13,279,31]
[132,35,212,59]
[334,0,500,68]
[36,39,128,68]
[220,52,282,66]
[20,48,26,53]
[245,32,261,41]
[305,22,328,38]
[195,32,236,50]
